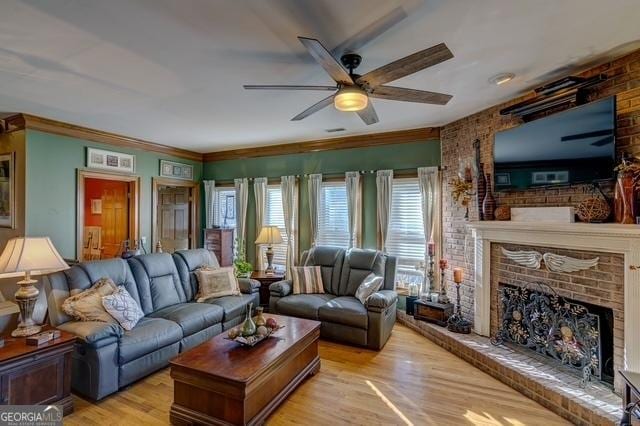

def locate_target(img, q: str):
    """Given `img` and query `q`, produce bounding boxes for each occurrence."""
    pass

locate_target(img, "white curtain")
[307,174,322,247]
[281,176,297,279]
[203,180,215,229]
[376,170,394,253]
[345,171,360,248]
[234,178,249,260]
[253,177,268,270]
[419,167,441,290]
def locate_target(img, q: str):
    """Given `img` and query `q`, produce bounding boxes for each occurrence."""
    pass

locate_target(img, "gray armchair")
[269,246,397,349]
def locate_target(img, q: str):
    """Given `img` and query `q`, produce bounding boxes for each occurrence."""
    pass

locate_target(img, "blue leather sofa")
[43,249,259,400]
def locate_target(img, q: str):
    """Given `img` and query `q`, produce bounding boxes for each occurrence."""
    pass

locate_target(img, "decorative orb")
[512,310,522,321]
[256,326,268,336]
[494,206,511,221]
[227,328,239,339]
[560,326,574,340]
[576,198,611,223]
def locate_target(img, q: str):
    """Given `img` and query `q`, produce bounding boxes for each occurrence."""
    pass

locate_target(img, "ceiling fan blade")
[356,101,379,125]
[590,136,614,147]
[244,85,337,91]
[356,43,454,89]
[331,6,409,57]
[298,37,353,85]
[370,85,452,105]
[291,94,335,121]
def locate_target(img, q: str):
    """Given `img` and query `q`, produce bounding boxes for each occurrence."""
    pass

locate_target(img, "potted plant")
[234,242,253,278]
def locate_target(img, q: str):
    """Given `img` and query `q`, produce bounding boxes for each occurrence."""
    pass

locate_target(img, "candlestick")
[448,269,471,334]
[427,240,436,257]
[438,259,450,304]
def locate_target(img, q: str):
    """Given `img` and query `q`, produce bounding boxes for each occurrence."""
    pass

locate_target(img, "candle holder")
[438,259,450,304]
[426,253,435,299]
[448,271,471,334]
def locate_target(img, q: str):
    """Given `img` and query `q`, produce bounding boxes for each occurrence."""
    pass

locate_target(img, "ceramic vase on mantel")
[614,171,637,224]
[482,173,496,221]
[476,163,487,221]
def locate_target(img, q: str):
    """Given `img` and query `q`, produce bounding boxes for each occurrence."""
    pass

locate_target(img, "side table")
[251,270,285,311]
[0,328,76,415]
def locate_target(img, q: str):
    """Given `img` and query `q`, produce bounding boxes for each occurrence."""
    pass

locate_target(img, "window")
[213,188,236,228]
[262,185,288,270]
[316,181,350,248]
[386,178,425,284]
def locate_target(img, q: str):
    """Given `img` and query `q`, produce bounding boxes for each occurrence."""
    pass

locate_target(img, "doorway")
[77,170,140,262]
[152,177,200,253]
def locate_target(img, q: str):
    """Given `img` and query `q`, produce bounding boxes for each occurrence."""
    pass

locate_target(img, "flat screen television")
[494,96,616,191]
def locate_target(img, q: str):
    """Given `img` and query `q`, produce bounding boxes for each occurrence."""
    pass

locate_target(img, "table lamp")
[0,237,68,337]
[255,226,283,274]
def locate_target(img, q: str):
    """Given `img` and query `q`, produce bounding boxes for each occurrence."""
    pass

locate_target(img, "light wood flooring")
[65,324,570,425]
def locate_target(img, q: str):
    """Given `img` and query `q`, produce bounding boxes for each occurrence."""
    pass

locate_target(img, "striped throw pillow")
[292,266,325,295]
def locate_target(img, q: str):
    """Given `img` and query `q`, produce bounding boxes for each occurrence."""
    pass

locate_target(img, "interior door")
[101,181,130,258]
[158,186,191,253]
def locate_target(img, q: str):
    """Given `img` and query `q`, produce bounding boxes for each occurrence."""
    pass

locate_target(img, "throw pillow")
[355,273,384,304]
[292,266,325,295]
[195,267,240,302]
[102,286,144,331]
[62,277,118,323]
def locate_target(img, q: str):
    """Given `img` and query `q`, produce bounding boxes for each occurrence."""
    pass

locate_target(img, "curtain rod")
[210,166,446,185]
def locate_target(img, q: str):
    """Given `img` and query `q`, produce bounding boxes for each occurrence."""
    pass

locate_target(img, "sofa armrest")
[270,280,293,297]
[57,321,123,348]
[238,278,261,294]
[365,290,398,312]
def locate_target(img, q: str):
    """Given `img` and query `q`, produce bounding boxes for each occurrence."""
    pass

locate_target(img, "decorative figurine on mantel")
[448,268,471,334]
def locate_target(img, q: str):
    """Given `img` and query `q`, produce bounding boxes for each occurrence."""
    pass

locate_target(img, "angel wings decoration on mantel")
[500,247,599,273]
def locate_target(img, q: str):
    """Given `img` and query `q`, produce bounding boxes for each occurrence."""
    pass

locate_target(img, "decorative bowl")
[225,325,285,347]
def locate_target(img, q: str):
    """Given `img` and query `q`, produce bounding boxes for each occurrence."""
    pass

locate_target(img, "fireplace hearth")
[492,282,614,386]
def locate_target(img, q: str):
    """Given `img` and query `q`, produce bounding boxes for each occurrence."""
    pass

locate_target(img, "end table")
[0,328,76,414]
[251,270,285,311]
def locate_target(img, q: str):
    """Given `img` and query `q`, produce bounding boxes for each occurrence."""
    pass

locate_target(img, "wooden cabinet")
[0,330,75,415]
[204,228,234,266]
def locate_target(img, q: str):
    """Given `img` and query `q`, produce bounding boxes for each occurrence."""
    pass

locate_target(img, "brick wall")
[441,48,640,323]
[491,243,624,391]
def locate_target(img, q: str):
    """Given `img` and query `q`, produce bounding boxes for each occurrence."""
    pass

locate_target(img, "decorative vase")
[241,302,256,337]
[482,174,496,220]
[476,163,486,221]
[614,172,636,224]
[254,306,266,327]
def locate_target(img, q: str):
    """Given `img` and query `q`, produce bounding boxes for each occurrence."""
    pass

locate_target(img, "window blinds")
[316,182,350,248]
[386,178,425,274]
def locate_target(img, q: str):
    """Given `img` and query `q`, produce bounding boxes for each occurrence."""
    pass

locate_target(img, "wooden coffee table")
[170,314,320,425]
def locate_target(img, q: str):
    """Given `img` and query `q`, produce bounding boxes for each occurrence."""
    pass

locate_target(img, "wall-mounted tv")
[494,96,616,191]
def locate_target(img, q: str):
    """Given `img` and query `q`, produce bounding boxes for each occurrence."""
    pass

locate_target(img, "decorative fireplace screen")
[492,283,601,384]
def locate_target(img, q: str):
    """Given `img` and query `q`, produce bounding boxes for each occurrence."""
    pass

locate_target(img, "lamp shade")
[255,226,283,245]
[0,237,68,277]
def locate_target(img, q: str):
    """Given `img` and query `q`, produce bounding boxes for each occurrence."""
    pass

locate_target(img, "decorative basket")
[576,198,611,223]
[494,205,511,221]
[225,325,285,347]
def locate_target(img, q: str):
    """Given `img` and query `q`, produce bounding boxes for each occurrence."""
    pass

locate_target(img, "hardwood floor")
[65,324,570,425]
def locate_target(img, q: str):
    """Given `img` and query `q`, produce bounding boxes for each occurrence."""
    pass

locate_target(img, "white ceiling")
[1,0,639,153]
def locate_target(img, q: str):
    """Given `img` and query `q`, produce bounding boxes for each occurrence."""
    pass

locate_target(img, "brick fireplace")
[491,242,624,390]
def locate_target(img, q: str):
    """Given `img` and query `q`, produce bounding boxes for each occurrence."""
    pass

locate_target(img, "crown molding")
[203,127,440,162]
[3,113,203,162]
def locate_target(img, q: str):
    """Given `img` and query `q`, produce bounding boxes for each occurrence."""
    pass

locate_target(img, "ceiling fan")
[244,36,454,125]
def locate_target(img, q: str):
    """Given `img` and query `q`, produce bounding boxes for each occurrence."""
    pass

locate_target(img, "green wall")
[203,139,441,265]
[25,130,203,259]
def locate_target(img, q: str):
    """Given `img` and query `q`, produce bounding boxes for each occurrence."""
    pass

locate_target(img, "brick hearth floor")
[398,311,622,425]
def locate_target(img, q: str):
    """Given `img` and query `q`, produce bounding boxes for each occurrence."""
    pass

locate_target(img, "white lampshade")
[334,86,368,112]
[255,226,283,245]
[0,237,69,277]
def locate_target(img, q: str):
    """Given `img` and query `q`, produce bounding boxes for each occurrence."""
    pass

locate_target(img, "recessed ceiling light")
[489,73,515,86]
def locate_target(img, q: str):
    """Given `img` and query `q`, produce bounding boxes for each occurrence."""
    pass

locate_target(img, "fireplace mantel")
[466,220,640,374]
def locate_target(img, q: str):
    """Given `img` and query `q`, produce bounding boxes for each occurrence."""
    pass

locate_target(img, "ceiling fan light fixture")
[490,73,515,86]
[334,86,368,112]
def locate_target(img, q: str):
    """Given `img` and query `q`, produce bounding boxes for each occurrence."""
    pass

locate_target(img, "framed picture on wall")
[91,199,102,214]
[0,153,15,229]
[160,160,194,180]
[87,147,136,174]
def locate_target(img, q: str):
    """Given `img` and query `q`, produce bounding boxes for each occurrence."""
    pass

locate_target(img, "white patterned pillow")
[354,273,384,304]
[102,286,144,331]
